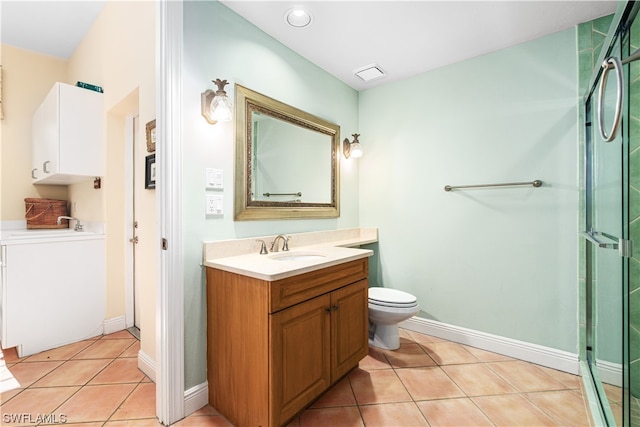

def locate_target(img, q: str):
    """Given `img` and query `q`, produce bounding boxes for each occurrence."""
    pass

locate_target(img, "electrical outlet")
[206,194,223,215]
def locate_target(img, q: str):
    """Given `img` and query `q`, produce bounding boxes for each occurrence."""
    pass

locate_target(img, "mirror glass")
[234,84,340,220]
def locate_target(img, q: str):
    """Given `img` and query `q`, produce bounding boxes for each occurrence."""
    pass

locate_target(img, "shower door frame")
[583,2,636,426]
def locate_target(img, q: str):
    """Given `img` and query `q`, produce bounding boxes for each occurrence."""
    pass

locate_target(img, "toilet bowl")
[368,287,419,350]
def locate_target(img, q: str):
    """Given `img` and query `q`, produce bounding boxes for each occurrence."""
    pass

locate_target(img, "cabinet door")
[331,279,369,381]
[2,238,105,357]
[270,294,331,426]
[58,83,104,176]
[32,84,60,179]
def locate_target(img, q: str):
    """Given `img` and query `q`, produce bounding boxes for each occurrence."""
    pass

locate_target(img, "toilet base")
[369,323,401,350]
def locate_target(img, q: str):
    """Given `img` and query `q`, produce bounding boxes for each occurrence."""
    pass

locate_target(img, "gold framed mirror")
[234,84,340,220]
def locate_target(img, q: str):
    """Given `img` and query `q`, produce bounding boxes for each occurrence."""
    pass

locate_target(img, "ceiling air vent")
[353,64,386,82]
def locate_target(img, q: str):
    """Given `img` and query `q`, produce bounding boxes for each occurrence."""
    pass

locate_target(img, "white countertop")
[203,227,377,281]
[0,228,105,245]
[204,245,372,281]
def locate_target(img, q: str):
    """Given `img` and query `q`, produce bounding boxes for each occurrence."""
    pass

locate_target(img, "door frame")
[156,0,185,424]
[124,115,135,329]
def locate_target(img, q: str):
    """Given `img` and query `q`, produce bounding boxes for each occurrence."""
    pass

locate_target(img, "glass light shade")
[210,95,233,122]
[349,142,363,158]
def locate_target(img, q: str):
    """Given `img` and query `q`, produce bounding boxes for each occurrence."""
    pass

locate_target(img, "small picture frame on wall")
[145,154,156,189]
[146,119,156,152]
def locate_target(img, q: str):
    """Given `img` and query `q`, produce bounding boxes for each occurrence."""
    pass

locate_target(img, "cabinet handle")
[43,161,51,173]
[332,305,339,312]
[325,307,332,314]
[31,169,37,179]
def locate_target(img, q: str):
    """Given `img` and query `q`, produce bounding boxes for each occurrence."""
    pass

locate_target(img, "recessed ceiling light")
[353,64,386,82]
[285,7,312,28]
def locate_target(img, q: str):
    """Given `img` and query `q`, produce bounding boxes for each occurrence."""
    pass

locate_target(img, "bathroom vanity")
[204,235,374,427]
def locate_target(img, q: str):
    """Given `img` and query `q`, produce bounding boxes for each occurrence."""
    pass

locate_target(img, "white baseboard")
[138,349,156,383]
[184,382,209,416]
[595,359,623,387]
[103,316,127,335]
[401,317,580,375]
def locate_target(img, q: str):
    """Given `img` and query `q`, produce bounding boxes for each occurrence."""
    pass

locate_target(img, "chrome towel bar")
[262,192,302,197]
[444,180,542,192]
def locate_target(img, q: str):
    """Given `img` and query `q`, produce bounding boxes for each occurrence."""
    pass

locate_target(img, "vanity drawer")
[270,258,368,313]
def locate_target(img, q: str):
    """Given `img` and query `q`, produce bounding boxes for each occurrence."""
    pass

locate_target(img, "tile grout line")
[413,347,499,426]
[386,335,492,427]
[2,332,142,425]
[372,345,435,427]
[102,333,148,425]
[391,331,584,426]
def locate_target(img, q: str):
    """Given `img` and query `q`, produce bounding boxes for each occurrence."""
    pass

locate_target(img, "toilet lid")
[368,287,417,307]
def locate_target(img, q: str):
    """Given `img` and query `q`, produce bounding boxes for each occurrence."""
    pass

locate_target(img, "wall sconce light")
[343,133,363,159]
[201,78,233,124]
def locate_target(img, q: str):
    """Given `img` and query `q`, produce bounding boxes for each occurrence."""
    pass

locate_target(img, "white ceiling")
[1,1,106,59]
[222,1,617,90]
[1,1,617,91]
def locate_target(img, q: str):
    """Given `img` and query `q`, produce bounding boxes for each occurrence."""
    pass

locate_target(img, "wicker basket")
[24,198,69,229]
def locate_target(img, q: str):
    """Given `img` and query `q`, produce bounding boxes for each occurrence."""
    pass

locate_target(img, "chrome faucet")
[270,234,290,252]
[57,216,84,232]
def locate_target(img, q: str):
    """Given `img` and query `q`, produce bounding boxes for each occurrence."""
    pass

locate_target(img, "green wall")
[358,28,580,353]
[182,0,611,392]
[182,1,360,389]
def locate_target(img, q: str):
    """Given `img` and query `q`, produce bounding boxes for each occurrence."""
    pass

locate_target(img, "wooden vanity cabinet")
[206,258,369,427]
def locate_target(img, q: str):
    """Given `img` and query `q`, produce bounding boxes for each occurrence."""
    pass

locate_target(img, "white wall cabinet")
[31,82,104,185]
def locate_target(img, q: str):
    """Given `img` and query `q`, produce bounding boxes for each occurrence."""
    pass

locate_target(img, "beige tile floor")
[0,328,591,426]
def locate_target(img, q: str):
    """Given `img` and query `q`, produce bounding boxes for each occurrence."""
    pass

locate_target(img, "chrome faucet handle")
[282,235,290,251]
[256,240,268,255]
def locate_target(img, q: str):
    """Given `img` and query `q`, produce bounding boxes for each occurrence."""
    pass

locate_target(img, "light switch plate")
[206,168,223,189]
[205,194,223,215]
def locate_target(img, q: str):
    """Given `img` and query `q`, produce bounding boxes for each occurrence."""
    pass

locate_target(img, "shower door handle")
[598,57,624,142]
[581,230,633,257]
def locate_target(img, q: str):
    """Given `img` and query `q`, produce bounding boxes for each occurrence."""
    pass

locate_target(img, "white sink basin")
[269,251,327,262]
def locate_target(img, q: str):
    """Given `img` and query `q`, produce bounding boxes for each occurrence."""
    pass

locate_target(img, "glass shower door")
[585,32,630,427]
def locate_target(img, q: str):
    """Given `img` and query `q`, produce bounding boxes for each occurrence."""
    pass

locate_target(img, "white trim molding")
[184,382,209,417]
[103,316,126,335]
[156,0,185,425]
[595,359,623,387]
[401,317,580,375]
[138,349,156,383]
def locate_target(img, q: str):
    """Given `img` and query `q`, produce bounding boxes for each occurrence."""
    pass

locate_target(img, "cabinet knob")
[326,305,338,313]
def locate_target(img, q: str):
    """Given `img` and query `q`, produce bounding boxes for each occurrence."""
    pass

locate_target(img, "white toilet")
[368,287,420,350]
